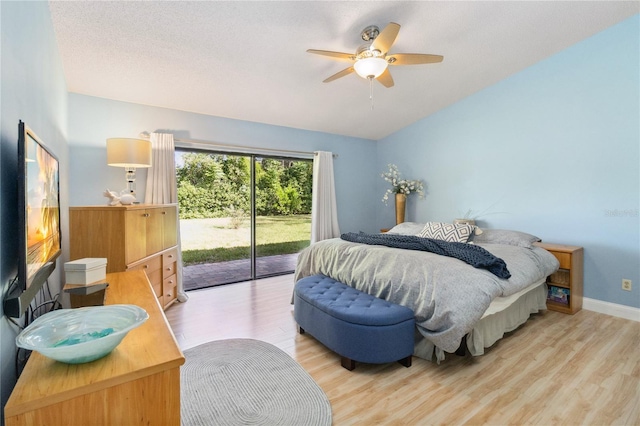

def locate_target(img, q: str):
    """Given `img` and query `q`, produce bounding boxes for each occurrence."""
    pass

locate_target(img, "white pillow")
[471,229,541,248]
[418,222,476,243]
[386,222,426,235]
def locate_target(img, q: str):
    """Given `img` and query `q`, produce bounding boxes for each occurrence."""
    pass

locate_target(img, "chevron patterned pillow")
[417,222,476,243]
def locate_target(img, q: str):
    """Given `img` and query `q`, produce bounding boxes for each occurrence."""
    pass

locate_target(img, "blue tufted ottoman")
[294,274,415,371]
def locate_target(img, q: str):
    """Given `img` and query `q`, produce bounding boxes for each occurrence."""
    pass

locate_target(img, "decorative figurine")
[103,189,121,206]
[119,193,135,205]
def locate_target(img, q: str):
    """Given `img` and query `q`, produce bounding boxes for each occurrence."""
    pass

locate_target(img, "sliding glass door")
[176,149,311,290]
[254,157,313,277]
[176,152,252,289]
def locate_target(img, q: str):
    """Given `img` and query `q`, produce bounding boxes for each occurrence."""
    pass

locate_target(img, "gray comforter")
[294,238,559,353]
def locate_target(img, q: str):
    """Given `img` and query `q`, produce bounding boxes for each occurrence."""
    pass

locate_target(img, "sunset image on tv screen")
[25,134,60,284]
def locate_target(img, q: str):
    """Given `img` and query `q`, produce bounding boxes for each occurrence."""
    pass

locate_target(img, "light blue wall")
[377,15,640,308]
[67,94,378,234]
[1,4,637,415]
[0,0,69,418]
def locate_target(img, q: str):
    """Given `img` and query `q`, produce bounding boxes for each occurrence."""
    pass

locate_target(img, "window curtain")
[144,133,188,302]
[311,151,340,243]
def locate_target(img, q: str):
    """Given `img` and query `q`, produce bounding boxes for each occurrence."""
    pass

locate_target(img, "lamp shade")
[107,138,152,168]
[353,57,388,79]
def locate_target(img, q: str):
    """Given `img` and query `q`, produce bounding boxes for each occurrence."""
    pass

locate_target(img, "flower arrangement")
[381,164,424,204]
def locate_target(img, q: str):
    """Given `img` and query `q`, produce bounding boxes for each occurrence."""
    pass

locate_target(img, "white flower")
[381,164,425,205]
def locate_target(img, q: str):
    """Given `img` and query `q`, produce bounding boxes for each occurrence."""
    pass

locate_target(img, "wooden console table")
[4,271,185,425]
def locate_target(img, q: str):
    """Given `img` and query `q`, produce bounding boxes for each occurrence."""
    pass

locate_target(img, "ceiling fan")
[307,22,443,88]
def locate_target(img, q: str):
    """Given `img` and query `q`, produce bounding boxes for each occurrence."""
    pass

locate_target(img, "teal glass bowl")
[16,304,149,364]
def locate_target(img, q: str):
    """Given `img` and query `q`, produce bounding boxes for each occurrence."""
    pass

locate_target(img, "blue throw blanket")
[340,232,511,279]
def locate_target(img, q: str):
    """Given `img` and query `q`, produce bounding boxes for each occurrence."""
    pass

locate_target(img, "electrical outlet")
[622,279,632,291]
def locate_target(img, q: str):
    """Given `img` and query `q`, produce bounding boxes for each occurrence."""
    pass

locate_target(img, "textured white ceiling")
[49,1,638,140]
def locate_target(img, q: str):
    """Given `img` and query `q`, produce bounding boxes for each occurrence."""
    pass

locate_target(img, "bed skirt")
[414,280,548,363]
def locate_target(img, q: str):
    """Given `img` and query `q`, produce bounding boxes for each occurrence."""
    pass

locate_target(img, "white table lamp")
[107,138,152,201]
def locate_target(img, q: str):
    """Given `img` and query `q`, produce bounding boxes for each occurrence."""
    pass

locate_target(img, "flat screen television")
[4,121,62,318]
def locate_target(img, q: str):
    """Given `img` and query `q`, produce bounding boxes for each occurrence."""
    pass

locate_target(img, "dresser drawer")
[163,260,177,280]
[147,269,163,297]
[162,248,178,279]
[163,248,178,265]
[127,255,162,273]
[163,274,177,307]
[127,255,162,296]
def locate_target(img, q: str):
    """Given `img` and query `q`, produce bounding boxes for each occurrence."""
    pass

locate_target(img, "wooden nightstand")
[534,242,584,314]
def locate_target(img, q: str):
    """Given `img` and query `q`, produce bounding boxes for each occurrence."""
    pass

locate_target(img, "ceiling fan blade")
[387,53,444,65]
[377,68,394,88]
[371,22,400,55]
[323,67,354,83]
[307,49,355,61]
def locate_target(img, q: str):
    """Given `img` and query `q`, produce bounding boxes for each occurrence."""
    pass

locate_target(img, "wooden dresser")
[70,204,179,310]
[4,270,185,425]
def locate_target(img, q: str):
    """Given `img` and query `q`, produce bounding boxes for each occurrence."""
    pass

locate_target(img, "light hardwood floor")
[165,274,640,425]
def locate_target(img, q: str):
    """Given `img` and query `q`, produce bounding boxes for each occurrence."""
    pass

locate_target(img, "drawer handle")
[168,254,174,258]
[143,213,150,217]
[162,211,167,215]
[169,280,174,284]
[143,265,149,269]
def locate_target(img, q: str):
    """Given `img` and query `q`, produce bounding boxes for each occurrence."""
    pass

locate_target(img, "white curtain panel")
[311,151,340,243]
[144,133,188,302]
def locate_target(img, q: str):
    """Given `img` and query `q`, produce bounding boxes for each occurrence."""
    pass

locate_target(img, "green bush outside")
[176,150,314,266]
[177,153,312,219]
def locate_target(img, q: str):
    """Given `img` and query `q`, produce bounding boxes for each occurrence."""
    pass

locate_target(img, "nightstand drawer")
[551,252,571,269]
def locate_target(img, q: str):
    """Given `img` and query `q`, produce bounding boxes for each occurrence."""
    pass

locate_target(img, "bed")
[294,222,559,362]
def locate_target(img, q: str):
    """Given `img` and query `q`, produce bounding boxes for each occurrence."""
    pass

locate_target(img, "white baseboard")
[583,298,640,322]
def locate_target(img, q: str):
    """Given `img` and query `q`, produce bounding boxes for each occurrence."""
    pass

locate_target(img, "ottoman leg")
[341,356,356,371]
[298,326,305,334]
[398,355,412,368]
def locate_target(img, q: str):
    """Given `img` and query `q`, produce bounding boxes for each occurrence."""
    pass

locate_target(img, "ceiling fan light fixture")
[353,57,388,79]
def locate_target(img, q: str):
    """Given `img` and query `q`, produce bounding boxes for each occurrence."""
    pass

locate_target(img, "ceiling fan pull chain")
[369,76,374,110]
